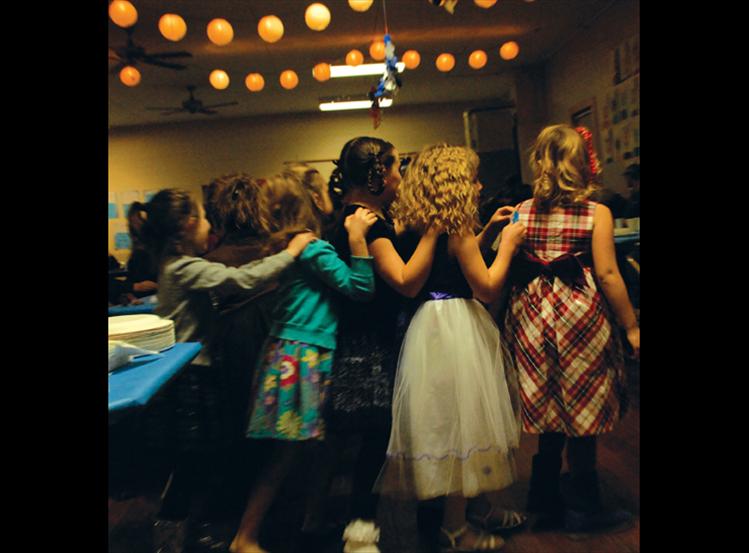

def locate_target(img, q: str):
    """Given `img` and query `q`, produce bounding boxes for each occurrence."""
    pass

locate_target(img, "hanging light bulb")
[346,49,364,67]
[209,70,230,90]
[402,50,421,69]
[280,70,299,90]
[499,41,520,60]
[436,53,455,72]
[474,0,498,7]
[305,3,331,31]
[109,1,138,28]
[245,73,265,92]
[312,63,331,82]
[468,50,487,69]
[119,65,141,87]
[207,19,234,46]
[158,14,187,42]
[258,15,284,43]
[348,0,373,12]
[369,40,386,61]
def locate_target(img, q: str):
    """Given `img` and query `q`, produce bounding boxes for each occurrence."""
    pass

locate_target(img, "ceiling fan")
[109,26,192,73]
[145,86,239,116]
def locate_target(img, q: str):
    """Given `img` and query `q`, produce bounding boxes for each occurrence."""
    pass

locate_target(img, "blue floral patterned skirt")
[247,338,332,441]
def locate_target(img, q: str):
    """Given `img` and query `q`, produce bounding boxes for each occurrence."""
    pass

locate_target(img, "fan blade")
[141,57,187,70]
[199,109,218,115]
[162,110,187,115]
[145,107,179,111]
[147,51,192,59]
[202,102,239,109]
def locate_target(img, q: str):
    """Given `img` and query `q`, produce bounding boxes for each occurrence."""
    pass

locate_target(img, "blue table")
[108,342,201,422]
[108,303,156,316]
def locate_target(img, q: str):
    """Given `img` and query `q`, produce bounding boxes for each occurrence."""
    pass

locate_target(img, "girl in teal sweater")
[230,172,377,553]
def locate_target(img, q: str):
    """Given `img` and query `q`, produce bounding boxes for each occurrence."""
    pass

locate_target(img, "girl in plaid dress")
[503,124,640,532]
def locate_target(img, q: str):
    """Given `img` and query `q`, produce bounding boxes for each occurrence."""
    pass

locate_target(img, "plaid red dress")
[503,199,626,437]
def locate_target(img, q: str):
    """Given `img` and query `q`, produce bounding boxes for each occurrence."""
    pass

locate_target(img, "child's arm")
[453,222,526,303]
[477,205,515,255]
[369,226,440,298]
[169,232,315,295]
[300,210,376,301]
[591,203,640,357]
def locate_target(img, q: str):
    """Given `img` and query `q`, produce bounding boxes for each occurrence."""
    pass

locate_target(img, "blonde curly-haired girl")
[377,144,528,552]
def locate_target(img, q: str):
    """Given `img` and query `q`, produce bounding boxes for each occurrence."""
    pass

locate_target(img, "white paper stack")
[108,314,175,352]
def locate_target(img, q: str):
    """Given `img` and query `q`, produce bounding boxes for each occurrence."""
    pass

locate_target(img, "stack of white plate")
[108,314,175,352]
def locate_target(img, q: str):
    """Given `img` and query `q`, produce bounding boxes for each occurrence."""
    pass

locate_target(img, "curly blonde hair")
[391,144,480,235]
[529,124,600,208]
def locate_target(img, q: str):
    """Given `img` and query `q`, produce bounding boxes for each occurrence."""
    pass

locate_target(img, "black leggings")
[350,428,391,521]
[538,432,597,474]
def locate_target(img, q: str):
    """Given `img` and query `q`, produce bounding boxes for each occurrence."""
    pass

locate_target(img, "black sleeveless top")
[419,234,473,301]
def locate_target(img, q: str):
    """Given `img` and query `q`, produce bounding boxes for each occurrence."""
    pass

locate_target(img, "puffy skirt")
[375,298,520,500]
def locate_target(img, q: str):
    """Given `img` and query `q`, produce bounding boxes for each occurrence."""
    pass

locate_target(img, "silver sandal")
[439,524,505,552]
[467,506,528,532]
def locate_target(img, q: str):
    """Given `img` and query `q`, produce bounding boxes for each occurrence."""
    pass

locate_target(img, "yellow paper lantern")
[369,40,386,61]
[209,70,230,90]
[207,19,234,46]
[305,3,331,31]
[119,65,141,87]
[348,0,373,12]
[436,53,455,72]
[346,49,364,67]
[280,70,299,90]
[109,1,138,28]
[245,73,265,92]
[499,41,520,60]
[402,50,421,69]
[468,50,488,69]
[258,15,284,43]
[312,63,331,82]
[474,0,498,7]
[158,14,187,42]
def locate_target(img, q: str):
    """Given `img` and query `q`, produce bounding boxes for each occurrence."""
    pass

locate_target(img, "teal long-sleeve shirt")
[268,239,374,352]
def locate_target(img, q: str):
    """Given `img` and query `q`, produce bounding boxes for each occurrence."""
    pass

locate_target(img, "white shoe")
[342,519,381,553]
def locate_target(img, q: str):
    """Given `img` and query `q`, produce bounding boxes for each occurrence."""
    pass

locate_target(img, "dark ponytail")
[137,189,198,261]
[328,136,396,202]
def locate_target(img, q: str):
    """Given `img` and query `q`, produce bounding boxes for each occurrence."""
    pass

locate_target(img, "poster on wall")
[118,190,141,219]
[632,116,640,159]
[630,75,639,117]
[108,192,118,220]
[612,35,639,85]
[603,128,615,165]
[111,221,131,251]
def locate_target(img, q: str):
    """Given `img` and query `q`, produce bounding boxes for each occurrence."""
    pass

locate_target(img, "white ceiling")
[108,0,614,128]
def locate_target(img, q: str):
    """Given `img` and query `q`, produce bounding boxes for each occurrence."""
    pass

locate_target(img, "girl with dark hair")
[131,188,316,552]
[323,136,441,551]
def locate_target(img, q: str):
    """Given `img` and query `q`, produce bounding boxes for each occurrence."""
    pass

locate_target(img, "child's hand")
[626,326,640,359]
[345,208,378,238]
[489,206,515,226]
[499,222,526,255]
[286,231,317,257]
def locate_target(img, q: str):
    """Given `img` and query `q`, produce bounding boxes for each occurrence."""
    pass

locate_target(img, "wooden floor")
[110,362,639,553]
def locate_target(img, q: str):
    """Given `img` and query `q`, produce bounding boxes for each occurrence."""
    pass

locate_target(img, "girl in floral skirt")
[229,172,377,553]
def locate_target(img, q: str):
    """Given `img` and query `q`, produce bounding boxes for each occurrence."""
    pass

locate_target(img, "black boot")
[526,454,565,531]
[564,470,632,533]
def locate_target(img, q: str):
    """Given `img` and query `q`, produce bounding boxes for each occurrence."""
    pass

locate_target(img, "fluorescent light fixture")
[319,97,393,112]
[329,62,405,78]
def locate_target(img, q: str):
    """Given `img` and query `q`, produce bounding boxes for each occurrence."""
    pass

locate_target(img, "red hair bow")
[575,126,601,178]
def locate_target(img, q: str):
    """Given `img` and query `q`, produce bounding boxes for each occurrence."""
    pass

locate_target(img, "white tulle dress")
[375,235,520,500]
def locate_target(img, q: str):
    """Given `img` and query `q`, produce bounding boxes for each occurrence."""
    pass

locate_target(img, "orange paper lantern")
[119,65,141,87]
[346,49,364,66]
[474,0,498,7]
[158,14,187,42]
[209,70,230,90]
[109,1,138,28]
[436,53,455,72]
[207,19,234,46]
[369,40,386,61]
[499,41,520,60]
[280,70,299,90]
[402,50,421,69]
[258,15,284,43]
[305,3,331,31]
[468,50,487,69]
[312,63,331,82]
[245,73,265,92]
[348,0,373,12]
